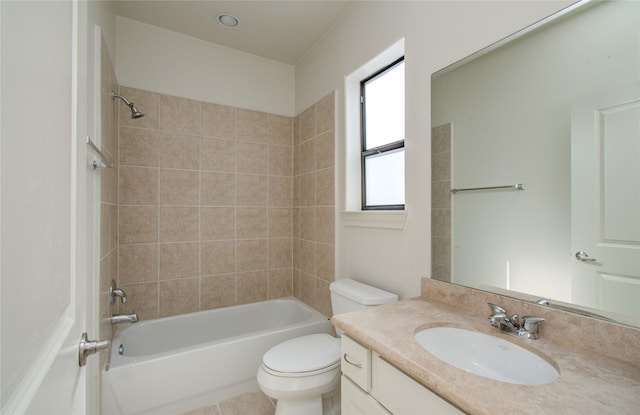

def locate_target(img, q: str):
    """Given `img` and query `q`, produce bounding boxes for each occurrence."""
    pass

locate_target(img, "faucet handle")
[488,303,507,314]
[521,316,545,339]
[109,279,128,305]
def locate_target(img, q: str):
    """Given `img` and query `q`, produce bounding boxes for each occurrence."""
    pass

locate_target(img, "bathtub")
[102,297,332,415]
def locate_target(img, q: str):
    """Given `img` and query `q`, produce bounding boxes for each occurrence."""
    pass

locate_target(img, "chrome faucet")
[111,312,139,325]
[488,303,544,339]
[110,279,128,305]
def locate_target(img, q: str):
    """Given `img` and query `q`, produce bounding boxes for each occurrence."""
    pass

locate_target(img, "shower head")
[111,91,145,119]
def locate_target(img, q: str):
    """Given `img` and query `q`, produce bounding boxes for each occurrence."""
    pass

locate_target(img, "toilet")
[257,279,398,415]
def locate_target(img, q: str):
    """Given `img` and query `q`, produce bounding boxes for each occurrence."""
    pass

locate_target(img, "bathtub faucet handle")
[111,312,139,325]
[110,279,127,305]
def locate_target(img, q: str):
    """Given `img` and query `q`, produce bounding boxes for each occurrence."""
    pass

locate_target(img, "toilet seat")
[262,334,340,377]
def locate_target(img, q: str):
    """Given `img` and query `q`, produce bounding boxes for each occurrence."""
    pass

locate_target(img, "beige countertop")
[332,297,640,415]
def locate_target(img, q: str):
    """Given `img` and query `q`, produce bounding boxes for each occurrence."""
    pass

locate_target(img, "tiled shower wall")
[431,123,451,282]
[293,93,335,317]
[116,87,297,319]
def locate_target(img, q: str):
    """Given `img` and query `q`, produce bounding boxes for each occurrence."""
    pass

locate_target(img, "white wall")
[433,1,638,302]
[116,16,295,116]
[295,1,574,299]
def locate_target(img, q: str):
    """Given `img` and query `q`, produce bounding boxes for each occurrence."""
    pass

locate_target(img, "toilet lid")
[263,334,340,374]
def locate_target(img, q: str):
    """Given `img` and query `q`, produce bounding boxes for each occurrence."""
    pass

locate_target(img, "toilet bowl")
[257,279,398,415]
[257,334,341,415]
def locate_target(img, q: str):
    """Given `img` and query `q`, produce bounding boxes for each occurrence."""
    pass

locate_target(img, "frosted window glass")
[364,61,405,149]
[365,149,405,206]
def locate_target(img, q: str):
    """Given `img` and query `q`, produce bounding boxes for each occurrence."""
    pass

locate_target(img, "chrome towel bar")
[451,184,525,194]
[86,136,115,170]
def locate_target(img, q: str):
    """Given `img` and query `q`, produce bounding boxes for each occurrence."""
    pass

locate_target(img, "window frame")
[360,56,405,211]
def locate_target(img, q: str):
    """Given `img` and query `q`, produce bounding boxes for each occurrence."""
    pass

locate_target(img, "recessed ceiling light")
[217,13,239,28]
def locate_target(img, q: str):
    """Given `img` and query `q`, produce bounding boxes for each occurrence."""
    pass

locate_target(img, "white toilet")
[257,279,398,415]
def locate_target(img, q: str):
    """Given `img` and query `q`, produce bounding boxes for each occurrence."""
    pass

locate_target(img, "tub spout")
[111,312,138,325]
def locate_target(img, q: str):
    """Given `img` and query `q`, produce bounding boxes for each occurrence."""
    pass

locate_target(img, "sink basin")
[414,327,559,385]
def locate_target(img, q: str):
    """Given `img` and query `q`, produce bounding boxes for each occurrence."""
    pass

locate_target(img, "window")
[360,57,405,210]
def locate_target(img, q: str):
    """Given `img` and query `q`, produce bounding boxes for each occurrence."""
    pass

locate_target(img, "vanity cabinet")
[341,335,464,415]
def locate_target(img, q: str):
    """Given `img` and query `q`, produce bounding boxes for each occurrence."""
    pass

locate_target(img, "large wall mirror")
[431,0,639,328]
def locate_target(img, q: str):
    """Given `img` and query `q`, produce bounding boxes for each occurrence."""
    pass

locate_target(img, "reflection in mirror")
[431,0,639,328]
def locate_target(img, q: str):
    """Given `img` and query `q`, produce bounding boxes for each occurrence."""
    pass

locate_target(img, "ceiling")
[114,1,355,65]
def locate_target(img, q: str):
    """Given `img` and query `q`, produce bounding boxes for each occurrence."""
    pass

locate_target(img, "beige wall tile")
[315,168,334,206]
[100,202,110,259]
[268,114,293,147]
[118,87,159,130]
[119,206,158,244]
[268,176,292,207]
[432,236,451,267]
[119,126,158,167]
[432,123,451,154]
[236,175,267,206]
[159,206,199,242]
[432,208,451,238]
[201,172,235,206]
[299,207,315,241]
[236,207,267,239]
[237,109,269,143]
[100,164,117,204]
[158,131,199,170]
[202,102,236,139]
[300,106,315,142]
[316,243,335,282]
[269,145,292,177]
[201,274,235,309]
[293,175,300,207]
[201,138,236,173]
[268,268,292,299]
[119,243,158,285]
[293,114,301,147]
[298,271,316,307]
[119,166,158,205]
[268,238,292,269]
[298,173,314,206]
[159,242,199,280]
[236,240,267,272]
[315,92,335,135]
[432,152,451,182]
[293,144,301,176]
[299,138,315,174]
[201,241,235,275]
[298,240,315,275]
[268,207,292,238]
[159,278,199,317]
[315,278,332,317]
[236,271,267,304]
[201,207,235,240]
[237,142,268,175]
[158,95,201,135]
[432,180,451,209]
[159,170,199,205]
[316,207,334,244]
[292,207,300,239]
[315,129,334,170]
[118,282,159,321]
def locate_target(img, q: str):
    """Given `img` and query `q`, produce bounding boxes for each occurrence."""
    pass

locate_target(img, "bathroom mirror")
[431,0,640,328]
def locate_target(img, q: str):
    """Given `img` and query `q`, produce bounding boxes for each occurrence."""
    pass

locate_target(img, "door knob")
[78,332,110,367]
[575,251,597,262]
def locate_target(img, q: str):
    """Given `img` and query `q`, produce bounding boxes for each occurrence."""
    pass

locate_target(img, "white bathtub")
[102,297,332,415]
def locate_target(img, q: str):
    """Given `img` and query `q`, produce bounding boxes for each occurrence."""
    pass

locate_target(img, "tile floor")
[179,390,275,415]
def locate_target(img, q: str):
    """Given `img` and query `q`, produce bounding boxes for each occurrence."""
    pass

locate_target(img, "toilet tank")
[329,279,398,316]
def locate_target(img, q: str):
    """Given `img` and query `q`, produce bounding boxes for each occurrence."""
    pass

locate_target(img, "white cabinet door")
[1,1,98,413]
[341,376,391,415]
[571,83,640,323]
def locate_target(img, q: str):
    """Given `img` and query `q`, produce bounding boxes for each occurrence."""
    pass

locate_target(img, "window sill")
[341,210,407,230]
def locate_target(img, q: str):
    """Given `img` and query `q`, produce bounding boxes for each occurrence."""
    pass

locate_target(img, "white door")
[1,1,100,413]
[571,83,640,324]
